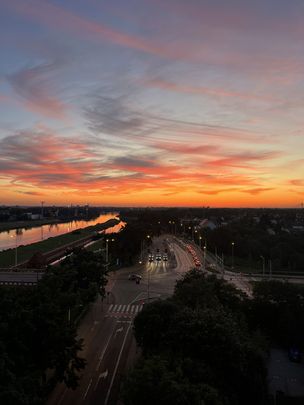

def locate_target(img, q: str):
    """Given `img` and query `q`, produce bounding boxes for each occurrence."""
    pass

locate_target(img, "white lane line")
[104,322,132,405]
[57,388,67,405]
[83,378,92,399]
[117,304,122,312]
[129,292,146,305]
[134,306,139,313]
[121,304,126,313]
[130,306,135,314]
[95,331,114,371]
[126,304,130,313]
[139,305,143,311]
[108,304,113,312]
[112,304,118,312]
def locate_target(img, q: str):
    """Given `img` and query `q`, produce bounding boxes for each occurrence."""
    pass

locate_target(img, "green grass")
[0,219,119,268]
[86,239,105,252]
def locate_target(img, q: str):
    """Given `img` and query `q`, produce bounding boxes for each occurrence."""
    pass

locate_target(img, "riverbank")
[0,218,120,268]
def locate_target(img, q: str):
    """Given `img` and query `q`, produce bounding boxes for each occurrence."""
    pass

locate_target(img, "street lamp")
[199,235,202,249]
[10,233,18,267]
[146,234,152,300]
[231,242,235,269]
[203,245,207,269]
[260,255,265,276]
[105,238,115,270]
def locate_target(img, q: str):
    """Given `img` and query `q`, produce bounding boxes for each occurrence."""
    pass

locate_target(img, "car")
[163,254,168,261]
[148,254,154,262]
[128,274,142,281]
[288,346,301,363]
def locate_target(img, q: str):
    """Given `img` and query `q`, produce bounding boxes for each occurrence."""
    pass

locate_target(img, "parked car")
[288,346,301,363]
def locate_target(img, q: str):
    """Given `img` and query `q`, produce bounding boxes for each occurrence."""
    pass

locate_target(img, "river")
[0,213,125,251]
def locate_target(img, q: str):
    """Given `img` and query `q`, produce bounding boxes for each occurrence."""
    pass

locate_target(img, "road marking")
[57,388,67,405]
[126,304,130,312]
[95,324,117,371]
[94,369,108,390]
[129,292,146,305]
[117,304,122,312]
[112,304,118,312]
[105,322,132,405]
[83,378,92,399]
[115,326,124,336]
[109,304,113,311]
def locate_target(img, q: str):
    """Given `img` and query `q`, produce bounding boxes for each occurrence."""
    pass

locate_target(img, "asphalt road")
[47,235,193,405]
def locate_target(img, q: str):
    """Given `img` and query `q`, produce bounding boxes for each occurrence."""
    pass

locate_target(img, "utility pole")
[203,245,207,269]
[260,255,265,276]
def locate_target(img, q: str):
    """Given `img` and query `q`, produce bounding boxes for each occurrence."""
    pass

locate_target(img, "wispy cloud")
[4,0,191,60]
[145,79,279,103]
[7,61,68,120]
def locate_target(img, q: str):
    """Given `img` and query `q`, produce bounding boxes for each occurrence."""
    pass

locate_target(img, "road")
[47,236,193,405]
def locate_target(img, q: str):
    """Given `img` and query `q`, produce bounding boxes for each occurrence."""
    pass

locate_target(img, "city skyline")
[1,0,304,207]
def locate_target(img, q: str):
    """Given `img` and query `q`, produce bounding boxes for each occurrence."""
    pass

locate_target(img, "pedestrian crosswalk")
[106,304,143,318]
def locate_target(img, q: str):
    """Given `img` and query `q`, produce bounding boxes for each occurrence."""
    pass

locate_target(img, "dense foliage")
[247,280,304,348]
[123,270,269,405]
[0,248,107,405]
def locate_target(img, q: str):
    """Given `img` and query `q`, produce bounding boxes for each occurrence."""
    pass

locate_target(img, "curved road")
[47,236,193,405]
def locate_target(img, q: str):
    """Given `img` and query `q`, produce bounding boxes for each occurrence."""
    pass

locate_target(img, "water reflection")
[104,221,126,234]
[0,213,121,251]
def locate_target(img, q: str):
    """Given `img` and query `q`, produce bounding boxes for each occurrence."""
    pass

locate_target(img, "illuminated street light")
[203,245,207,269]
[231,242,235,269]
[105,238,115,270]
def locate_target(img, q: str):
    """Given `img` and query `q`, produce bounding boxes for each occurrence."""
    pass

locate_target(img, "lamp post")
[260,255,265,276]
[105,238,115,271]
[10,233,18,267]
[146,234,151,300]
[203,245,207,269]
[199,235,202,249]
[231,242,235,269]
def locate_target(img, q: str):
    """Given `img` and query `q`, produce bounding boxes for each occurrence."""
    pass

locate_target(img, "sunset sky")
[0,0,303,207]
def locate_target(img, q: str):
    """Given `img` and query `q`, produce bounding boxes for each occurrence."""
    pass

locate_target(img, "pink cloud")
[8,62,68,120]
[5,0,190,61]
[146,79,279,103]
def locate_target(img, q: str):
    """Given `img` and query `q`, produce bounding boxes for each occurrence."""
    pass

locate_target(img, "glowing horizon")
[1,0,303,207]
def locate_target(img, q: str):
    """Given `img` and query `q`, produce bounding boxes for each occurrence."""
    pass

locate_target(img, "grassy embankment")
[0,218,119,268]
